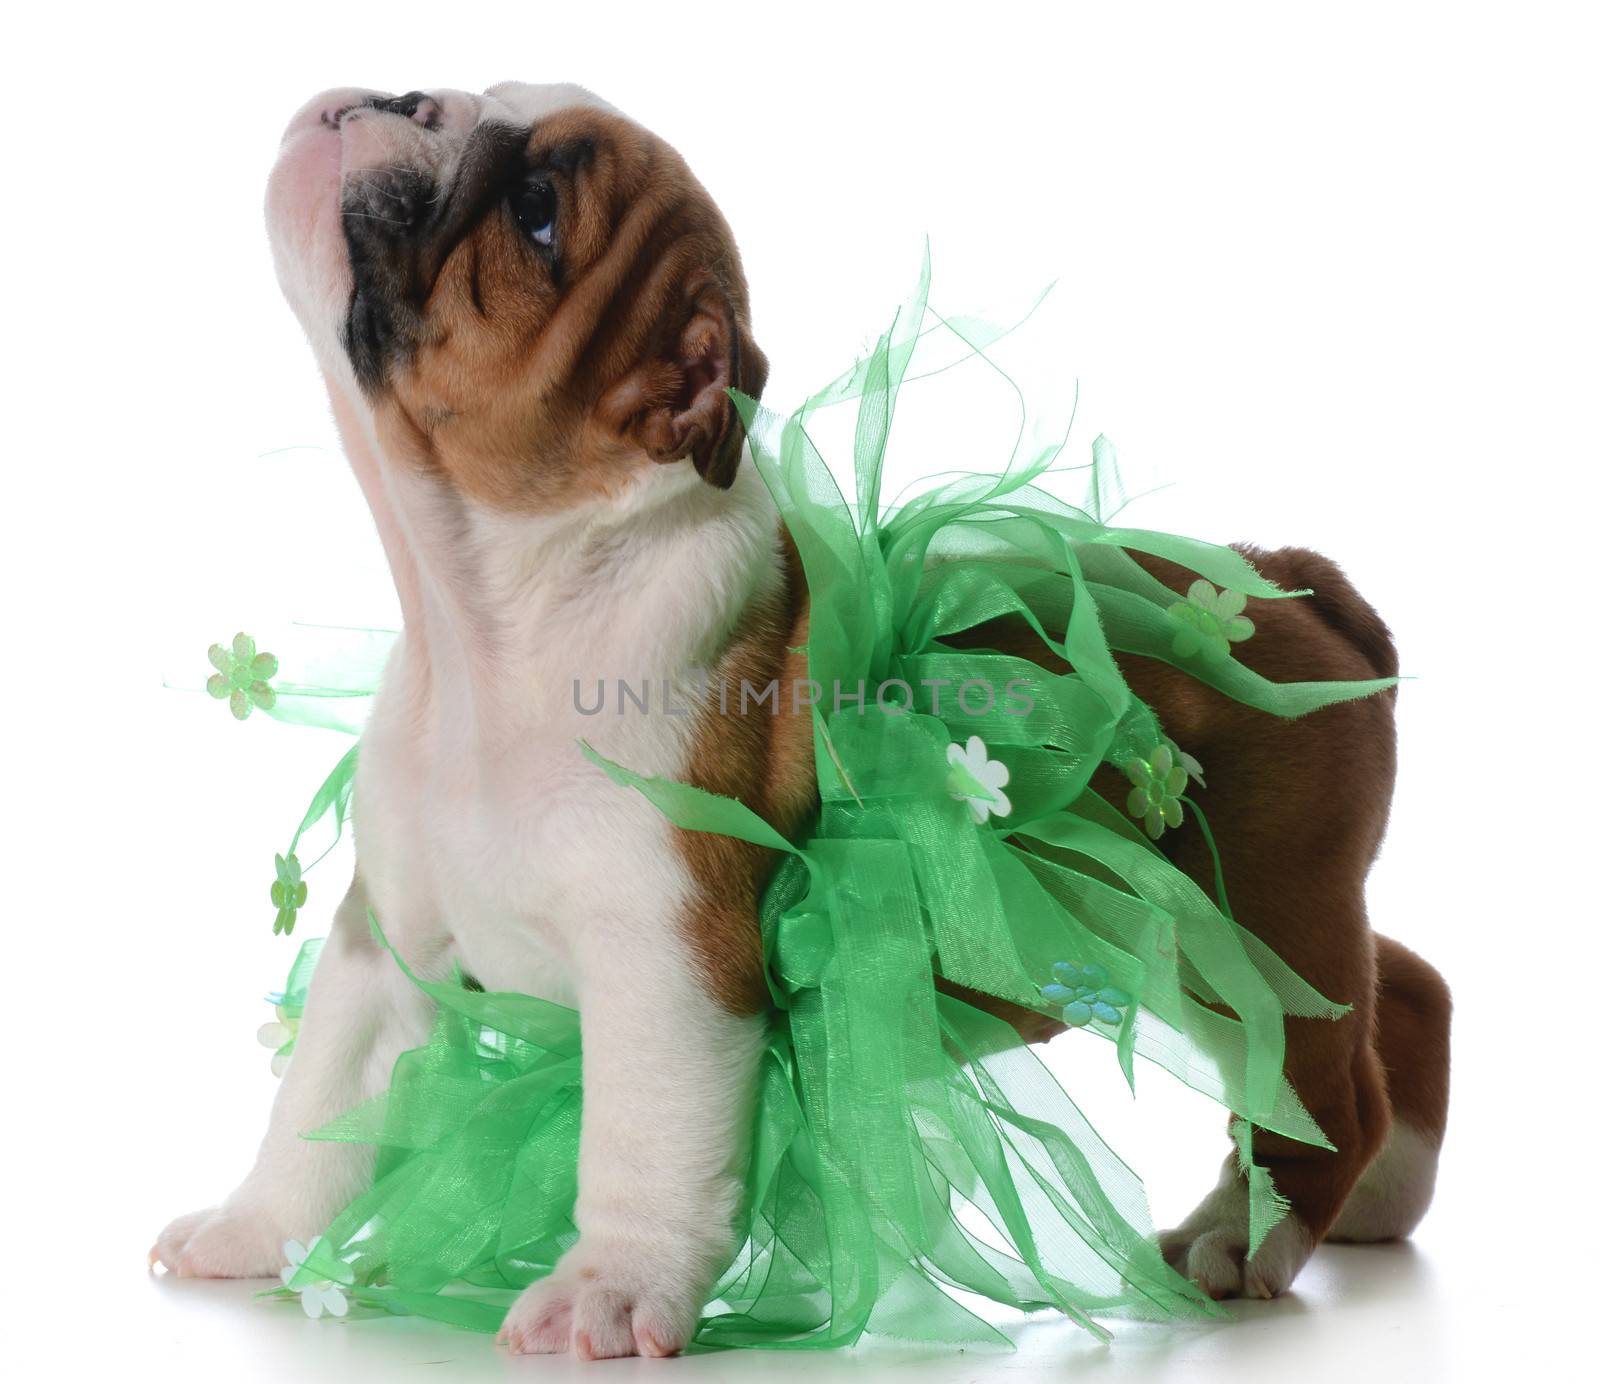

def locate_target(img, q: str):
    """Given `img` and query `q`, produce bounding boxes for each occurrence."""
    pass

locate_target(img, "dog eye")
[512,180,557,247]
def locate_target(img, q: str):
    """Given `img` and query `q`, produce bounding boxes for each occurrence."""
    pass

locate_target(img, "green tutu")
[238,261,1393,1348]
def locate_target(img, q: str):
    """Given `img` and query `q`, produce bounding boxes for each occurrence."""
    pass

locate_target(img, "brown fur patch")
[368,106,765,511]
[675,529,815,1014]
[1368,934,1452,1145]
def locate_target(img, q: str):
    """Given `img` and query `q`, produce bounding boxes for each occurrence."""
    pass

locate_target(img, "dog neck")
[329,386,781,754]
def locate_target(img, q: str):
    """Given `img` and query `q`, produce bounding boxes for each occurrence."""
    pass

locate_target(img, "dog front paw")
[150,1205,295,1279]
[498,1240,706,1360]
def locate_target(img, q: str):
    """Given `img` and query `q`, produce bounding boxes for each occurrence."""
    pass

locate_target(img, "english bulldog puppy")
[153,83,1451,1358]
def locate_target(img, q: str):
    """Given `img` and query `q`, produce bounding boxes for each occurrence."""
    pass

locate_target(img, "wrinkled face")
[266,83,766,508]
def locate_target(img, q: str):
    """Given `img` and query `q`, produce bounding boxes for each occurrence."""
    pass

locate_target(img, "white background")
[7,2,1596,1379]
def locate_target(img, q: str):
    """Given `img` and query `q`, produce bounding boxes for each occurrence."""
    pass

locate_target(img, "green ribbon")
[268,258,1390,1347]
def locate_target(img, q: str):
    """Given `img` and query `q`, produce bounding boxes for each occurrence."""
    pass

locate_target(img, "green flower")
[271,853,307,936]
[1167,580,1254,660]
[207,632,278,721]
[1041,961,1132,1027]
[1124,742,1192,840]
[257,1001,300,1077]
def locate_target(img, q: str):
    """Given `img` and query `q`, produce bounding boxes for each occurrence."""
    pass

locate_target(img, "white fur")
[155,83,777,1359]
[1159,1158,1316,1301]
[1328,1121,1440,1243]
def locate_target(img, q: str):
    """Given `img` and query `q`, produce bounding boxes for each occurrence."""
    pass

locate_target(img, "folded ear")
[596,271,769,489]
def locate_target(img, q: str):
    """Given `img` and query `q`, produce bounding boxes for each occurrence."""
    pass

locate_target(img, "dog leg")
[1099,543,1417,1299]
[152,875,437,1277]
[1328,934,1451,1242]
[1159,1023,1392,1297]
[499,936,764,1360]
[1157,868,1395,1299]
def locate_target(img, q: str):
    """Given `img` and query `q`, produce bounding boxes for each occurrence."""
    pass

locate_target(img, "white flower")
[257,1004,299,1078]
[945,735,1012,824]
[280,1238,350,1320]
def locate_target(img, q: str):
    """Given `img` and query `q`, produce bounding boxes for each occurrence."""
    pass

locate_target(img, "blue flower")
[1041,961,1132,1027]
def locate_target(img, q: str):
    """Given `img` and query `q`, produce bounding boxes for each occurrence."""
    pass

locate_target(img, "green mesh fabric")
[267,263,1394,1345]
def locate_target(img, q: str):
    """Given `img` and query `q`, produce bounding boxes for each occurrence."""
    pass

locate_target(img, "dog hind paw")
[1159,1210,1315,1300]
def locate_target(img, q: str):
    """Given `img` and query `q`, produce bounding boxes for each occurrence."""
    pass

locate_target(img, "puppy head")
[266,84,767,508]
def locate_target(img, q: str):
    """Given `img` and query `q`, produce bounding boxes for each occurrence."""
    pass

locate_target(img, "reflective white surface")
[121,1235,1512,1382]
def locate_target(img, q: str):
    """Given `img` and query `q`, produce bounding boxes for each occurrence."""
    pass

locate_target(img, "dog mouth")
[335,100,527,392]
[339,165,435,392]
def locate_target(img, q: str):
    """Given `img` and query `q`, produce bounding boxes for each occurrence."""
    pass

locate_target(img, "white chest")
[349,461,779,1003]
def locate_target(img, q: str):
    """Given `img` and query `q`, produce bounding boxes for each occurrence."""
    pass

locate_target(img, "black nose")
[363,90,441,130]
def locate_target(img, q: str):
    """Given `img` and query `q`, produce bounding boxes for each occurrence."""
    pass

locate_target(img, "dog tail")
[1242,545,1399,680]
